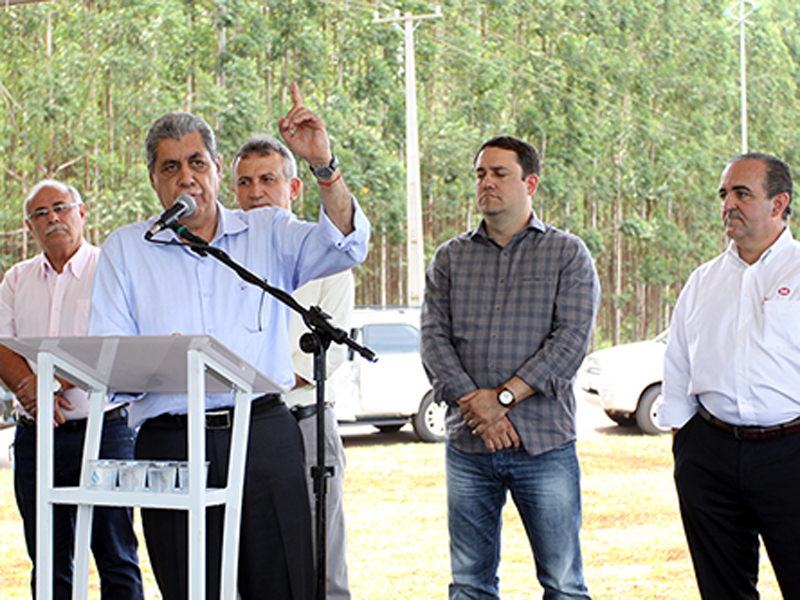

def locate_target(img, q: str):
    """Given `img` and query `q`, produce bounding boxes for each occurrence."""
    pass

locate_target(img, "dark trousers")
[135,401,314,600]
[13,417,144,600]
[673,414,800,599]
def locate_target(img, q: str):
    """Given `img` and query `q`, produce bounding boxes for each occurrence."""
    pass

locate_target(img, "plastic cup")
[147,461,177,493]
[88,460,117,490]
[117,460,147,492]
[176,461,210,493]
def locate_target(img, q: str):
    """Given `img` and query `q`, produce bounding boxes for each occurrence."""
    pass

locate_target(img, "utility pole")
[725,0,759,154]
[374,7,441,306]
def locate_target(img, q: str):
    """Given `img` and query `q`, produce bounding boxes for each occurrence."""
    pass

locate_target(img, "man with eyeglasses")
[0,180,143,599]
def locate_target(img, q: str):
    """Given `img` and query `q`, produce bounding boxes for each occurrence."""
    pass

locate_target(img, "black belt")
[144,394,282,430]
[697,403,800,441]
[290,403,331,422]
[17,404,128,433]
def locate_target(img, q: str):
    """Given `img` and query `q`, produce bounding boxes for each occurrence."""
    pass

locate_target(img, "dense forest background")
[2,0,800,348]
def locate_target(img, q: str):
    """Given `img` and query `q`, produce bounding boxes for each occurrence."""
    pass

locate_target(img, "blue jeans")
[446,442,590,600]
[14,415,144,600]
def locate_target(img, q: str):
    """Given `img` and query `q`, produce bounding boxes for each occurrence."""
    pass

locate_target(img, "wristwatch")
[309,153,339,180]
[497,387,516,408]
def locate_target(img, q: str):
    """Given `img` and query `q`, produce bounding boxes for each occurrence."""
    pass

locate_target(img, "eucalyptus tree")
[3,0,800,343]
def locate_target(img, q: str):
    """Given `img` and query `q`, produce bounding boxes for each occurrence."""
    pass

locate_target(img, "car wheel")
[376,424,403,434]
[604,409,636,427]
[635,384,669,435]
[413,391,446,443]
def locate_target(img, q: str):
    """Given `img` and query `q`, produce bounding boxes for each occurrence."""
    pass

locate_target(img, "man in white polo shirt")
[232,134,353,599]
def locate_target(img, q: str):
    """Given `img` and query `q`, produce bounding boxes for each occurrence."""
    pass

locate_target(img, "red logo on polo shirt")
[778,287,791,296]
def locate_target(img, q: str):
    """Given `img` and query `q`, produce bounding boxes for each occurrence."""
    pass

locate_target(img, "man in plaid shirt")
[421,135,600,599]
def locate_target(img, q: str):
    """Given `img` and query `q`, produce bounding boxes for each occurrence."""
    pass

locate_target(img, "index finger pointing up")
[290,81,304,108]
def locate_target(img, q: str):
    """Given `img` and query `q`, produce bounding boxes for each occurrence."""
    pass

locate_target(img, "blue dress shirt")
[89,201,370,427]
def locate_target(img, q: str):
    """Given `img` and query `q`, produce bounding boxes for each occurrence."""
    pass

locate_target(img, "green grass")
[0,433,783,598]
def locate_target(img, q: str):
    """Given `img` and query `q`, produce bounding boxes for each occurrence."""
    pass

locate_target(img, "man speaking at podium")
[89,83,370,600]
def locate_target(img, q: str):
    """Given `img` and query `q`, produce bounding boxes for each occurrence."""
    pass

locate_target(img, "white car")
[332,306,445,442]
[574,330,669,435]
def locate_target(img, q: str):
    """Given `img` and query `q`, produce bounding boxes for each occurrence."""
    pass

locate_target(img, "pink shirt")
[0,241,100,420]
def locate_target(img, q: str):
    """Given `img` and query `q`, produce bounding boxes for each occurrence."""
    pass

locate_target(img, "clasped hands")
[458,388,520,453]
[15,374,73,426]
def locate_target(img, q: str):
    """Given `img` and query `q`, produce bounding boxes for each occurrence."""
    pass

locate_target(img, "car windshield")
[362,323,419,354]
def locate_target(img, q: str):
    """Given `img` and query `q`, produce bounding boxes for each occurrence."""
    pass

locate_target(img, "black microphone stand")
[158,225,377,600]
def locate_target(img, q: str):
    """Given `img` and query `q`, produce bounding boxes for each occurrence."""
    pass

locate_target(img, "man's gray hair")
[232,135,297,181]
[24,180,83,216]
[145,112,217,172]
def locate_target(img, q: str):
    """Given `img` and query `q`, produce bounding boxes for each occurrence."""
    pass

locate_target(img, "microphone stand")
[161,225,377,600]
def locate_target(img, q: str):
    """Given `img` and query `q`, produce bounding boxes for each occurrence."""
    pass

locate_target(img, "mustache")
[723,209,743,222]
[45,224,69,236]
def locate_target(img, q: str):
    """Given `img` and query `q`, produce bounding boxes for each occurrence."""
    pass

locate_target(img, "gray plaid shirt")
[421,214,600,456]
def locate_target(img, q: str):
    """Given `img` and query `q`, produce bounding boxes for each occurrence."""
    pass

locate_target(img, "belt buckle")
[205,409,232,430]
[104,405,125,423]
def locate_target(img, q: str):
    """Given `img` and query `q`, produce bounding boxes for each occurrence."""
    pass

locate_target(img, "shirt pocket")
[763,301,800,349]
[238,287,268,333]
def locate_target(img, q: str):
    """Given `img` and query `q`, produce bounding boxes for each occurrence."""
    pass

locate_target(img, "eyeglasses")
[26,202,80,222]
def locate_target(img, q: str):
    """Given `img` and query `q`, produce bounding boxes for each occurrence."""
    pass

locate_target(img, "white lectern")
[1,335,281,600]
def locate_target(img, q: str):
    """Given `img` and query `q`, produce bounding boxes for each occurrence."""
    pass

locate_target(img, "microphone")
[144,195,197,240]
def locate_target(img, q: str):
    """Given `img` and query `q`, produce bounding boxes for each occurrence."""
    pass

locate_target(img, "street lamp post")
[725,0,759,154]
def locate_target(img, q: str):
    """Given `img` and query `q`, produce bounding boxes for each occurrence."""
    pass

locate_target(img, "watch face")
[311,153,338,180]
[315,165,334,179]
[498,389,515,406]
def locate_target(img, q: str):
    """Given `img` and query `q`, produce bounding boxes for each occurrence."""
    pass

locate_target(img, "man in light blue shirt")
[89,83,369,600]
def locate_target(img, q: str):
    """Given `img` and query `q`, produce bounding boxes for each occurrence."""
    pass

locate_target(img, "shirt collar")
[215,202,248,239]
[726,226,792,266]
[469,212,546,244]
[171,202,247,245]
[41,240,91,278]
